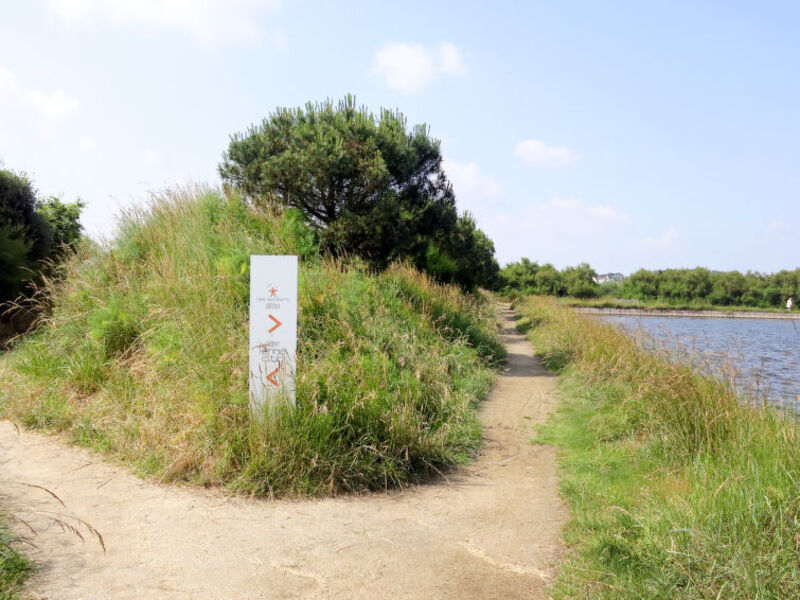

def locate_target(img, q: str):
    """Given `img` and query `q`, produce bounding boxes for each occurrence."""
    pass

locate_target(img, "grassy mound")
[0,188,503,497]
[517,296,800,598]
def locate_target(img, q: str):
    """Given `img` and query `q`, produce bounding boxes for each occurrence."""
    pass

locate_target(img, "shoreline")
[519,296,800,597]
[573,306,800,320]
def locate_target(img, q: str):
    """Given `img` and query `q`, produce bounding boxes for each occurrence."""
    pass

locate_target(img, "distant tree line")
[0,168,84,305]
[219,95,499,290]
[497,258,601,298]
[499,258,800,308]
[619,267,800,308]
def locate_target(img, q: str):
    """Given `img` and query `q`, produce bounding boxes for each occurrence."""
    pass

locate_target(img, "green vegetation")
[219,95,499,290]
[498,258,601,298]
[0,517,29,600]
[500,259,800,310]
[517,296,800,598]
[1,168,84,347]
[0,188,503,497]
[0,168,84,303]
[561,296,788,313]
[620,267,800,309]
[501,259,800,309]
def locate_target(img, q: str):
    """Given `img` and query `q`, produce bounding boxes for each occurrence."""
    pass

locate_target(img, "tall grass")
[0,187,503,497]
[0,517,29,600]
[517,296,800,599]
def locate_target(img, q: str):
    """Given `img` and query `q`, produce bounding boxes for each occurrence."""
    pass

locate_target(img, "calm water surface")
[600,315,800,409]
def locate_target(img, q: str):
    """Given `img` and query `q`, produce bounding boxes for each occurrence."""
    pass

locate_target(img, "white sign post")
[249,255,298,415]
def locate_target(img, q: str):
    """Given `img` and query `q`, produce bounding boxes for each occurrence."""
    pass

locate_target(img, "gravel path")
[0,305,566,599]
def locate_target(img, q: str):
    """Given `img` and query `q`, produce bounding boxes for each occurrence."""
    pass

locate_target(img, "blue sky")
[1,1,798,274]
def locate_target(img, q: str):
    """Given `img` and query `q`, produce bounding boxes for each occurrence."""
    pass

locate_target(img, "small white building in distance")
[594,273,625,284]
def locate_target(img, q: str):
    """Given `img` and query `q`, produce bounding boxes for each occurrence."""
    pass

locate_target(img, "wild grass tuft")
[0,187,502,497]
[518,296,800,599]
[0,517,29,600]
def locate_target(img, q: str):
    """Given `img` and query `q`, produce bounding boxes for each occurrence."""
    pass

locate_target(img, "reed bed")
[517,296,800,599]
[562,296,788,313]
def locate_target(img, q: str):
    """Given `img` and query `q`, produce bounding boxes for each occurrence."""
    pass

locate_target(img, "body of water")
[599,315,800,410]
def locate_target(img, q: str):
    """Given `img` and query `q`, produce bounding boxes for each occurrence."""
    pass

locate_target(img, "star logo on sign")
[269,286,278,297]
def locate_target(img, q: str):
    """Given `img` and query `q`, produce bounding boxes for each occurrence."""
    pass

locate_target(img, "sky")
[1,0,799,274]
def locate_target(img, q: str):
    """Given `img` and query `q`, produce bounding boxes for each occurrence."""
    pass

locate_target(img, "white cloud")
[443,158,501,201]
[588,204,632,226]
[642,227,679,250]
[439,158,505,247]
[513,139,578,168]
[78,135,97,152]
[549,197,581,210]
[46,0,281,45]
[472,196,636,268]
[0,67,79,122]
[526,197,632,231]
[766,218,788,231]
[0,68,21,98]
[24,89,79,120]
[372,41,467,94]
[372,43,436,94]
[438,42,466,77]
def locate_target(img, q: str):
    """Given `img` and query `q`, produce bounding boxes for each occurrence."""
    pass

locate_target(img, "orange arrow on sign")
[268,314,282,333]
[266,365,280,387]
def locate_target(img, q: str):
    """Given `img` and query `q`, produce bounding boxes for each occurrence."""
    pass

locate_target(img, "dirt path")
[0,306,566,600]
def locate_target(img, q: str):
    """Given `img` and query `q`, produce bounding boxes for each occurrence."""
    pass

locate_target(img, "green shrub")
[219,96,499,289]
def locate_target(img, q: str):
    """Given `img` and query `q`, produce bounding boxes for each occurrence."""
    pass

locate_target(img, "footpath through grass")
[0,188,503,497]
[517,296,800,599]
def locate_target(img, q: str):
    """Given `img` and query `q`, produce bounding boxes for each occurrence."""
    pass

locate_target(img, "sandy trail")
[0,306,566,600]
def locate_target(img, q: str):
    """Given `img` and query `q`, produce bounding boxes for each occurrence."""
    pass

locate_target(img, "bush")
[0,168,84,336]
[219,95,498,289]
[0,223,31,302]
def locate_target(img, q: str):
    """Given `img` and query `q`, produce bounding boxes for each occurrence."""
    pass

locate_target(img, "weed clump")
[0,187,502,497]
[0,517,29,600]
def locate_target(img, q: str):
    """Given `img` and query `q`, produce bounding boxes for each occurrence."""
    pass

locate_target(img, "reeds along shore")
[571,305,800,320]
[516,296,800,599]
